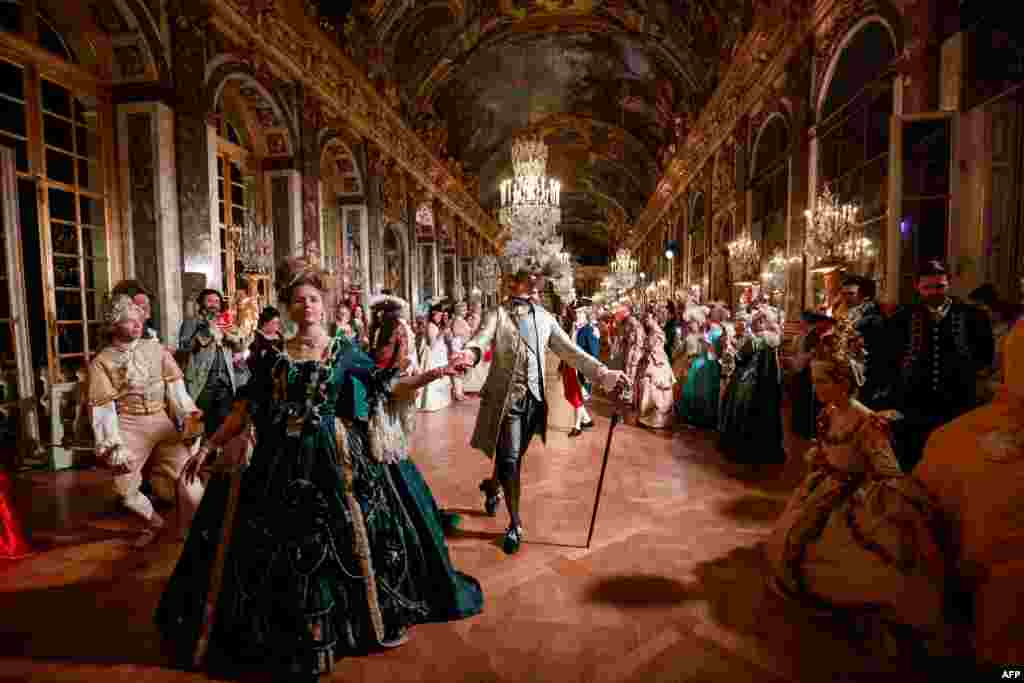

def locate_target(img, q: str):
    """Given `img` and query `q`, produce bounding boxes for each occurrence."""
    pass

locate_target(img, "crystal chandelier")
[475,254,500,296]
[498,135,561,241]
[236,216,274,274]
[609,247,638,291]
[804,185,861,274]
[727,233,761,286]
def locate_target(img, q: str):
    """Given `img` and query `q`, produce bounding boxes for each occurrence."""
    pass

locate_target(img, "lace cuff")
[92,402,122,453]
[166,378,198,421]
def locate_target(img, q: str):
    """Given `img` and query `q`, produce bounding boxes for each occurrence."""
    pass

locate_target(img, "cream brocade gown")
[417,323,451,412]
[765,402,947,639]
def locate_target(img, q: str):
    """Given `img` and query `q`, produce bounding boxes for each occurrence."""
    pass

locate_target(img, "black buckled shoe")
[568,428,582,437]
[581,420,595,430]
[479,480,502,517]
[502,525,523,554]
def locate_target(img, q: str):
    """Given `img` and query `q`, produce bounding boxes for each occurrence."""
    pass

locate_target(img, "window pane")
[40,79,71,118]
[55,289,82,321]
[54,256,80,288]
[83,258,108,292]
[48,187,75,221]
[51,220,77,255]
[82,227,106,259]
[44,113,75,153]
[74,98,97,127]
[0,60,23,101]
[0,2,20,34]
[79,196,103,226]
[0,96,25,137]
[0,132,28,172]
[85,291,104,321]
[45,149,74,183]
[75,126,99,160]
[87,323,102,351]
[78,159,102,193]
[861,155,888,221]
[57,323,83,355]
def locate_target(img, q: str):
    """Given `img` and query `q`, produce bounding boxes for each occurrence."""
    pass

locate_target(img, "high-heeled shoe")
[568,428,582,437]
[581,419,595,429]
[502,525,524,554]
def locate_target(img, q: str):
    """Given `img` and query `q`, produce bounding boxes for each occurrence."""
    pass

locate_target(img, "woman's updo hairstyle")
[275,256,331,305]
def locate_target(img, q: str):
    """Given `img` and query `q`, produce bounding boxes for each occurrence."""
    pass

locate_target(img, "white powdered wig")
[369,293,411,321]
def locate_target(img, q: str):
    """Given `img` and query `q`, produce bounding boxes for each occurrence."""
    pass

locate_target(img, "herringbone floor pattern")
[0,397,932,682]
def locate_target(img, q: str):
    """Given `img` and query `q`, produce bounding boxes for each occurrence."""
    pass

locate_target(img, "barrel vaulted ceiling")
[362,0,755,262]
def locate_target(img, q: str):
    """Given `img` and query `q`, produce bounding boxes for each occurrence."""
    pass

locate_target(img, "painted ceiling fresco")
[363,0,754,258]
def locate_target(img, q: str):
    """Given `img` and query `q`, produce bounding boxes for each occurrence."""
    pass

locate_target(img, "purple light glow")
[900,219,910,236]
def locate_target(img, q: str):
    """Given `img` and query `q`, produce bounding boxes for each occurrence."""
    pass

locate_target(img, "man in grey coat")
[178,289,243,437]
[453,269,629,554]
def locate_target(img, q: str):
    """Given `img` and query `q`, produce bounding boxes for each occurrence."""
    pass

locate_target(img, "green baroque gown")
[155,335,483,678]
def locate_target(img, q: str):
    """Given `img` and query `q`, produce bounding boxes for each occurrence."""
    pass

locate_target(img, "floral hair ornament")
[104,294,145,324]
[815,314,866,387]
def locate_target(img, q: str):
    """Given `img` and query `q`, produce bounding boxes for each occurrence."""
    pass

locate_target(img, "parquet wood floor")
[0,398,935,682]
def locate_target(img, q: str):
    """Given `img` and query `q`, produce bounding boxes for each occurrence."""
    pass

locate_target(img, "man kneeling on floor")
[88,295,204,547]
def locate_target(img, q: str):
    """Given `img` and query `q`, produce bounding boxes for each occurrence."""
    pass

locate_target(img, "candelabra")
[727,233,761,286]
[804,185,862,274]
[498,135,561,241]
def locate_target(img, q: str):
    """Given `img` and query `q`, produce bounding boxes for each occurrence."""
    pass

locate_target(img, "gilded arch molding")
[213,0,500,249]
[629,0,879,249]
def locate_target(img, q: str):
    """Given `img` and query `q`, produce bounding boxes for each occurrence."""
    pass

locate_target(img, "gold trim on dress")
[333,417,386,644]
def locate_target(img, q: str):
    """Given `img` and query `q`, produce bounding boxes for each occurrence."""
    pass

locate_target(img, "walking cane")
[192,431,252,668]
[585,411,621,549]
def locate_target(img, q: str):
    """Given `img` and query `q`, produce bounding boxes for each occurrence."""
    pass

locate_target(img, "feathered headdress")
[814,314,866,387]
[370,293,411,321]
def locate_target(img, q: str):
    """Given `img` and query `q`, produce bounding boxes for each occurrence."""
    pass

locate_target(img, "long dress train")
[155,336,482,678]
[764,403,947,652]
[719,333,786,463]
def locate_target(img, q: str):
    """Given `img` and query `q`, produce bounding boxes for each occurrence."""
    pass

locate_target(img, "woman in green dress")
[155,258,482,681]
[675,305,727,428]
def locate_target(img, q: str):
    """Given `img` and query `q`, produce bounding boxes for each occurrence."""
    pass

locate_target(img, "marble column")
[268,169,302,264]
[171,0,219,305]
[117,102,185,345]
[787,101,811,320]
[298,87,322,253]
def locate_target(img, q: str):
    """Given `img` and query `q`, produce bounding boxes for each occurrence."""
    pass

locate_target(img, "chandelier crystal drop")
[804,185,861,274]
[499,135,562,242]
[727,233,761,286]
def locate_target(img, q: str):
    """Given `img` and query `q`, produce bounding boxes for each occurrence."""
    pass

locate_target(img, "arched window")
[0,10,110,390]
[752,115,790,259]
[0,1,76,62]
[214,99,254,296]
[816,20,896,281]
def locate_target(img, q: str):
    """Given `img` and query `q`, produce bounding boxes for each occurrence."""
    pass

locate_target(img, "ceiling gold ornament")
[629,0,851,249]
[213,0,500,248]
